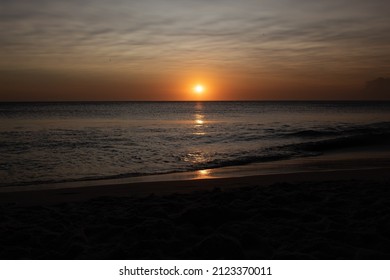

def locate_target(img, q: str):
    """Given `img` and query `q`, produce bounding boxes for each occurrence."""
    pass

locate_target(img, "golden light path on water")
[192,102,211,179]
[193,102,206,135]
[196,169,212,179]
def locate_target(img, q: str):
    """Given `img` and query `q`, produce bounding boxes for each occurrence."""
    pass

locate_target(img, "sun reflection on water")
[190,103,211,175]
[193,116,205,135]
[196,169,212,179]
[193,103,206,135]
[195,118,204,125]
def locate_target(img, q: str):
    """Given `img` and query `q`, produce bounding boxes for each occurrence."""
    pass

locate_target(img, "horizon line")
[0,99,389,103]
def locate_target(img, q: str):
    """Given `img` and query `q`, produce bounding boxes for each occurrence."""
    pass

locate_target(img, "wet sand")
[1,164,390,259]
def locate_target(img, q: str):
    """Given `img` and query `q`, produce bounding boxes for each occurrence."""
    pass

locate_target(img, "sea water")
[1,101,389,187]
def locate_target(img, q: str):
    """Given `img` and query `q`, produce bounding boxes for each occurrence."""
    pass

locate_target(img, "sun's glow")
[194,84,204,94]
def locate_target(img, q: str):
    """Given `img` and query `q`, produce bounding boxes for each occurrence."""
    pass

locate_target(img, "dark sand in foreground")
[1,166,390,259]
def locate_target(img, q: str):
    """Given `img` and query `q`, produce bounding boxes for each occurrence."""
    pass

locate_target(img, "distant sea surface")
[1,101,390,187]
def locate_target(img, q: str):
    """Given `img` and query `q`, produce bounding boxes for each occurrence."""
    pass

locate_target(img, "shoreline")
[2,146,390,194]
[1,167,389,206]
[0,145,389,193]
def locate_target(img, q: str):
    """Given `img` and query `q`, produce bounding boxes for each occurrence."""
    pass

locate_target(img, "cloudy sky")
[1,0,389,100]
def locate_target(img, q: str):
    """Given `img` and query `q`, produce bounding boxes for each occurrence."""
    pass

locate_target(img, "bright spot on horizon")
[194,84,204,94]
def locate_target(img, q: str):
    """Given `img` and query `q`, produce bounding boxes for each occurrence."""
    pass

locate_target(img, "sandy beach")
[1,152,390,259]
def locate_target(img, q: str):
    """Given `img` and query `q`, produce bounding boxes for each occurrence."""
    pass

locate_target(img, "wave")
[278,122,390,139]
[187,124,390,171]
[2,121,390,188]
[290,133,390,153]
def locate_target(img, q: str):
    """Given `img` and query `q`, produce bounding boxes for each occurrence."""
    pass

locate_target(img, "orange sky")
[1,0,389,101]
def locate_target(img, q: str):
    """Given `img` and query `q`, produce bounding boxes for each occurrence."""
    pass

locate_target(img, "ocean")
[1,101,390,187]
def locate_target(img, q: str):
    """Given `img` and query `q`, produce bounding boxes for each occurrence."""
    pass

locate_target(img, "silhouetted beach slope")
[1,168,389,260]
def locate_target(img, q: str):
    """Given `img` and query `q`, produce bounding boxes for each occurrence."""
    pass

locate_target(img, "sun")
[193,84,204,94]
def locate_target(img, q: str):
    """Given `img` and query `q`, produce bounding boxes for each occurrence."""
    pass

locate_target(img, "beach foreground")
[1,168,390,259]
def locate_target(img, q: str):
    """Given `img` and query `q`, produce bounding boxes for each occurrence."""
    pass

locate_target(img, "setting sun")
[194,84,204,94]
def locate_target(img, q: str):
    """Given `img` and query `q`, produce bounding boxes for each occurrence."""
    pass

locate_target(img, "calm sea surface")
[1,101,390,187]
